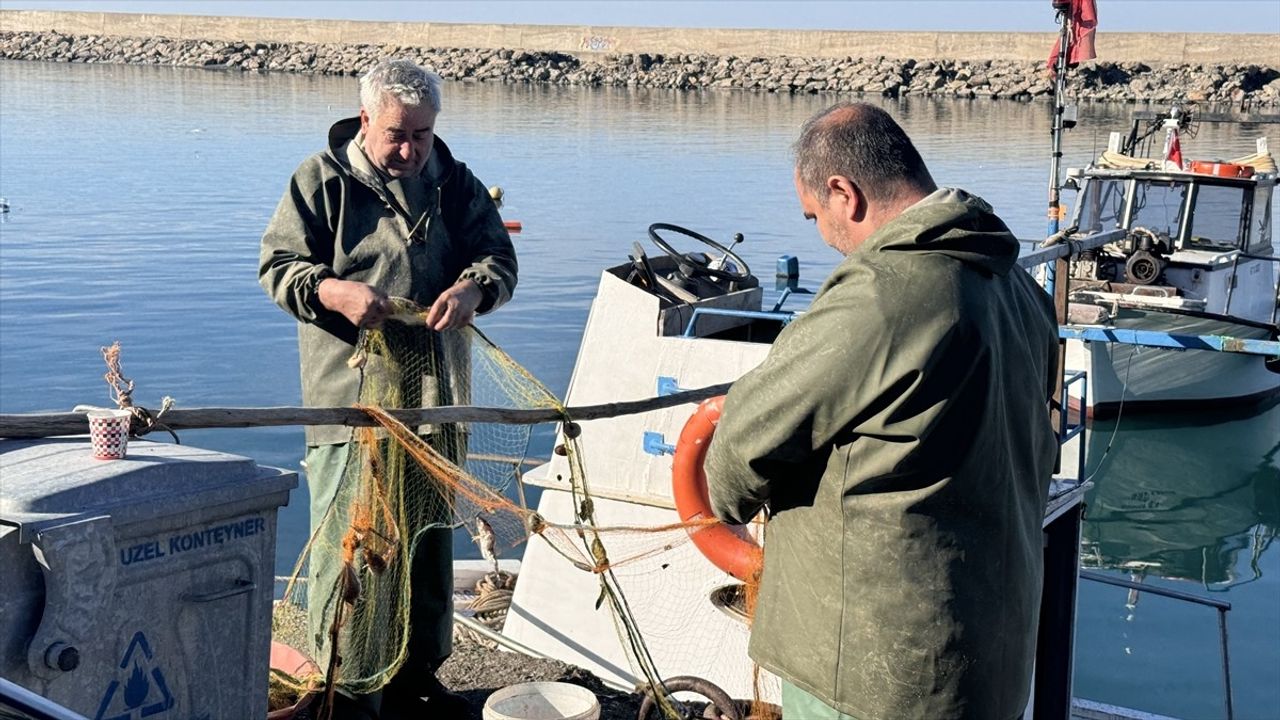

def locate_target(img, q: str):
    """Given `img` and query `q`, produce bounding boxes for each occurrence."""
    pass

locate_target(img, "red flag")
[1164,128,1184,170]
[1047,0,1099,70]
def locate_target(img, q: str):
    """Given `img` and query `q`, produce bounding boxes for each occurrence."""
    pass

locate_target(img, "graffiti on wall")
[579,35,617,52]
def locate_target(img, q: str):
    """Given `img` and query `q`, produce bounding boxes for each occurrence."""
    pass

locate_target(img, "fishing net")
[270,298,768,718]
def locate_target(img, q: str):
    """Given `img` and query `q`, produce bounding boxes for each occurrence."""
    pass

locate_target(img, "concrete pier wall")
[2,10,1277,66]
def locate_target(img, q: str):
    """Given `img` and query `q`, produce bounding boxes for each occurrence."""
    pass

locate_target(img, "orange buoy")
[1188,160,1254,179]
[503,220,523,233]
[671,396,763,582]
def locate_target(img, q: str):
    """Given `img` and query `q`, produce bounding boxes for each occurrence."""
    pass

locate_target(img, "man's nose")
[398,142,413,160]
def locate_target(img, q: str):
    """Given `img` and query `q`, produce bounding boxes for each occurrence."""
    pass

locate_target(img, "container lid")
[0,437,296,530]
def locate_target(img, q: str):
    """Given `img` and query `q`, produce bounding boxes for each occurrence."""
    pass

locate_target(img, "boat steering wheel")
[648,223,753,286]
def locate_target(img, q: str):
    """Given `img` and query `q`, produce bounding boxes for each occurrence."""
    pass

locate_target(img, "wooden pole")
[0,383,733,439]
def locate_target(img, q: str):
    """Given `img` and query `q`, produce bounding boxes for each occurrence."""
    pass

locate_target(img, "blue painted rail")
[1059,325,1280,358]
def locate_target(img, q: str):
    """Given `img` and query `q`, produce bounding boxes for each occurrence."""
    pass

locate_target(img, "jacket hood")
[860,188,1020,276]
[325,116,459,186]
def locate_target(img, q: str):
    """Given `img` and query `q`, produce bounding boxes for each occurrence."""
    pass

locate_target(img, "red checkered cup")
[88,408,132,460]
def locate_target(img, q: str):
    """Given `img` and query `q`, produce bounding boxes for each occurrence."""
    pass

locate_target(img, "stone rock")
[0,29,1275,107]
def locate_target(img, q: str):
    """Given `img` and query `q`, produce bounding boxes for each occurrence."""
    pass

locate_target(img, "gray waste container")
[0,437,298,720]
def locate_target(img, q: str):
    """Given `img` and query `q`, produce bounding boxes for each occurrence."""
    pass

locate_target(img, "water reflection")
[2,59,1278,715]
[1083,400,1280,591]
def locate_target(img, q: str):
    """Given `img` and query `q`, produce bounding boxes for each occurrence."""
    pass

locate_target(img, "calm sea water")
[0,61,1276,717]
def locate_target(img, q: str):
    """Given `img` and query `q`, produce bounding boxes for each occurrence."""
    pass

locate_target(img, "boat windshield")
[1128,179,1187,242]
[1077,178,1126,234]
[1186,183,1248,251]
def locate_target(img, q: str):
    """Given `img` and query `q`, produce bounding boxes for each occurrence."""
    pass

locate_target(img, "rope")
[1227,150,1277,174]
[1096,149,1277,175]
[1096,150,1165,170]
[454,570,517,650]
[470,571,517,617]
[128,397,181,443]
[1084,345,1136,483]
[97,341,181,443]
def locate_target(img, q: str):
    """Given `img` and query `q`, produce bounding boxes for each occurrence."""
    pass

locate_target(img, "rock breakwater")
[3,30,1278,106]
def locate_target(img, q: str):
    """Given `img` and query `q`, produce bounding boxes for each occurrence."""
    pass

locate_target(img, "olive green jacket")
[259,118,517,445]
[706,189,1058,720]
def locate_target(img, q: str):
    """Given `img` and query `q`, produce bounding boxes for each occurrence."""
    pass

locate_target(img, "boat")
[499,223,1093,717]
[1060,107,1280,418]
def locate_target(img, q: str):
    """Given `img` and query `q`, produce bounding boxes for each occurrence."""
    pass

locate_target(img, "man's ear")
[827,176,864,223]
[359,108,370,133]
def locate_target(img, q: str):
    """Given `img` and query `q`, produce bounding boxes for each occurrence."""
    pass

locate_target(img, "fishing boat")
[1059,108,1280,418]
[498,222,1093,717]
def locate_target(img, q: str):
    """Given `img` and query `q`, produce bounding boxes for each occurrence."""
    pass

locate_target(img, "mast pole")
[1045,0,1073,295]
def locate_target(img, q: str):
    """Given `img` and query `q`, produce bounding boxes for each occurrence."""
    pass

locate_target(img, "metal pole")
[1045,4,1072,298]
[1033,501,1082,720]
[1218,608,1235,720]
[1077,572,1236,719]
[1046,3,1073,472]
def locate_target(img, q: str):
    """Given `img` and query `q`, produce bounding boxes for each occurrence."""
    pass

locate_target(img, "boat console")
[610,223,790,342]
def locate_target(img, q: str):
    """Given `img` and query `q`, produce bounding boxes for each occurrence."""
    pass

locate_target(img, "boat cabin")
[1068,160,1277,325]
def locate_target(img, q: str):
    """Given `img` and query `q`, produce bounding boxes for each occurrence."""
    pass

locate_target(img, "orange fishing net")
[270,298,770,718]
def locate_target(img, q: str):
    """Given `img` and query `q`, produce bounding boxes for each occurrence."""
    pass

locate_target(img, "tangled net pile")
[270,298,764,718]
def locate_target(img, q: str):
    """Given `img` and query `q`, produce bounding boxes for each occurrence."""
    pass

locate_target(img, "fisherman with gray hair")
[706,102,1059,719]
[260,58,516,717]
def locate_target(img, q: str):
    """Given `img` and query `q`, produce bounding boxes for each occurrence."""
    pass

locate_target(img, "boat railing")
[1079,571,1235,720]
[1058,325,1280,357]
[1059,370,1088,480]
[1017,229,1128,272]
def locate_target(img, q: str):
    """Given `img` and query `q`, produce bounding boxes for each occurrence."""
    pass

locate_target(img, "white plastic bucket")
[482,681,600,720]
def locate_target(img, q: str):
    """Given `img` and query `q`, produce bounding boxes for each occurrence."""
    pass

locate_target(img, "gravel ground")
[437,640,646,720]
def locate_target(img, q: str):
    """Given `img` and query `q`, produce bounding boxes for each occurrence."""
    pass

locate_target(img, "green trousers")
[783,681,859,720]
[305,443,454,709]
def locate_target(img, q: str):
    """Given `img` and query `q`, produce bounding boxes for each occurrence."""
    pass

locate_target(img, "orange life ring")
[671,395,763,582]
[1188,160,1254,179]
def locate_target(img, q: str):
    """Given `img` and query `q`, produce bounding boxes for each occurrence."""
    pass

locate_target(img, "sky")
[2,0,1278,34]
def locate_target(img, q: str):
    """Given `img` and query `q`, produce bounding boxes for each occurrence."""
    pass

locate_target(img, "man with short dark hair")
[260,58,516,718]
[706,102,1059,720]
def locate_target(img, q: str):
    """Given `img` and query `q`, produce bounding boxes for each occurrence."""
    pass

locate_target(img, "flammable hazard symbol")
[94,631,175,720]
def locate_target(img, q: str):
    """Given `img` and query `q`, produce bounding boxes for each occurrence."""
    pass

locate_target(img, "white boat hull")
[1065,311,1280,417]
[501,267,781,701]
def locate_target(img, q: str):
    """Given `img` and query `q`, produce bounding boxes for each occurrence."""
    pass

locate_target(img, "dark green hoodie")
[259,118,517,445]
[707,189,1058,720]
